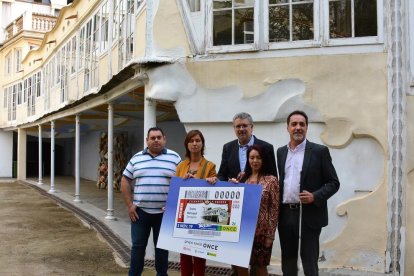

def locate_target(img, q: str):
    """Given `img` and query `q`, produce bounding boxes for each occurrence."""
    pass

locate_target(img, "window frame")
[323,0,383,46]
[206,0,260,53]
[204,0,383,53]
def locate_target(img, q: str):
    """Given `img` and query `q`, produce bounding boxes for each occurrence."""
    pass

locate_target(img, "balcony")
[5,12,57,41]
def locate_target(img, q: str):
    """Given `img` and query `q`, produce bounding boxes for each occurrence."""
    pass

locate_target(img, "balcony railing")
[5,12,57,41]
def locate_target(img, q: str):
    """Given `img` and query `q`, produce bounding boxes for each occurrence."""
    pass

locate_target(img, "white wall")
[0,130,13,177]
[79,131,100,181]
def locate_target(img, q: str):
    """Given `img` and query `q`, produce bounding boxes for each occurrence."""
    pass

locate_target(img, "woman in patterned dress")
[235,144,280,276]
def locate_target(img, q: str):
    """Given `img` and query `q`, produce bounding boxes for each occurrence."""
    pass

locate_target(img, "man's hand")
[299,190,314,204]
[128,205,139,222]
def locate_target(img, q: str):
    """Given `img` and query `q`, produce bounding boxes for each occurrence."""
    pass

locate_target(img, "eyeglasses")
[234,124,251,130]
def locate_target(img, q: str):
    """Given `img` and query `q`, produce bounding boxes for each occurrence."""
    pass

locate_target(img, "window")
[23,79,28,103]
[17,82,22,105]
[268,0,314,42]
[101,1,110,51]
[3,88,8,108]
[329,0,377,39]
[187,0,201,12]
[36,72,41,97]
[15,49,22,72]
[207,0,382,51]
[212,0,255,46]
[27,75,35,116]
[119,0,135,69]
[71,36,77,74]
[79,26,86,70]
[113,0,120,41]
[5,53,12,75]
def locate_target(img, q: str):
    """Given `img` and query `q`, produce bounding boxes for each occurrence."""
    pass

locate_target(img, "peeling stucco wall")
[145,52,389,272]
[148,0,398,273]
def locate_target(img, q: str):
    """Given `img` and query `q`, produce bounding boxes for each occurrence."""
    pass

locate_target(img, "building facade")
[0,0,413,275]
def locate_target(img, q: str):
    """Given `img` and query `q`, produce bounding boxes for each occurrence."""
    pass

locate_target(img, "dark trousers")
[278,206,321,276]
[129,208,168,276]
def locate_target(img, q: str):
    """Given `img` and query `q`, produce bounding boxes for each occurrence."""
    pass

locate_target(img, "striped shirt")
[123,148,181,214]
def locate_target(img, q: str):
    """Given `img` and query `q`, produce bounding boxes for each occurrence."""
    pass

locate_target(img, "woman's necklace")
[188,159,201,175]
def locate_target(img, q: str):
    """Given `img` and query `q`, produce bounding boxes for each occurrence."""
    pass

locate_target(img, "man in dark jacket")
[217,112,277,181]
[277,110,340,276]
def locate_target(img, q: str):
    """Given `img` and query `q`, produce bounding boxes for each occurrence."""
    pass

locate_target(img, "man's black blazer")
[277,140,340,229]
[217,135,277,181]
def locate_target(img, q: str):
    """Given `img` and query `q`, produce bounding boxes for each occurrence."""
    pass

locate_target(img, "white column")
[38,125,43,185]
[143,90,157,147]
[49,121,56,193]
[105,103,115,220]
[17,128,27,180]
[74,115,82,202]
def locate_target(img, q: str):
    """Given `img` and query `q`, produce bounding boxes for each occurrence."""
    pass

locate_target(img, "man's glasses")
[234,124,251,130]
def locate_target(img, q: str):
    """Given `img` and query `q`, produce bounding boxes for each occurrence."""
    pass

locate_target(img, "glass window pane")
[269,0,288,4]
[292,3,313,41]
[234,0,254,8]
[354,0,377,37]
[213,0,231,9]
[329,0,351,38]
[269,6,289,42]
[234,8,254,44]
[213,10,232,45]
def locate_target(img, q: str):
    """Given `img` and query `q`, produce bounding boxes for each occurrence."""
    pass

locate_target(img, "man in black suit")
[217,112,277,181]
[217,112,276,275]
[277,110,340,276]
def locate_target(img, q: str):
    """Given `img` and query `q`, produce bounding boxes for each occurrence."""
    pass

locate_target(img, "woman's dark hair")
[241,144,273,182]
[184,130,205,159]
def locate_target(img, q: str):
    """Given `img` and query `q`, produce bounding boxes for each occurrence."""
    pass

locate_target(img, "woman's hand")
[228,178,239,184]
[206,177,218,185]
[264,237,273,248]
[184,172,195,179]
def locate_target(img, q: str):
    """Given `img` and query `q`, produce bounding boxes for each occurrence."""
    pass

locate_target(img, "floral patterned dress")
[249,175,280,266]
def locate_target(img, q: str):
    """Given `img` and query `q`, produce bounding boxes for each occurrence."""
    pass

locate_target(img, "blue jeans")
[129,207,168,276]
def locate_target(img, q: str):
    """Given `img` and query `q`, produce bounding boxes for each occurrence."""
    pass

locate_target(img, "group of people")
[121,110,340,276]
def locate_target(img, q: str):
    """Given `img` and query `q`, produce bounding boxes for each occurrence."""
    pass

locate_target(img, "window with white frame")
[3,88,8,109]
[36,72,41,97]
[101,1,110,52]
[17,82,22,105]
[6,85,17,121]
[328,0,377,39]
[118,0,135,69]
[71,36,77,74]
[187,0,201,12]
[207,0,382,51]
[113,0,120,41]
[79,26,86,70]
[5,52,12,75]
[268,0,314,43]
[15,48,22,72]
[27,75,35,116]
[23,78,28,104]
[84,18,94,92]
[212,0,255,46]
